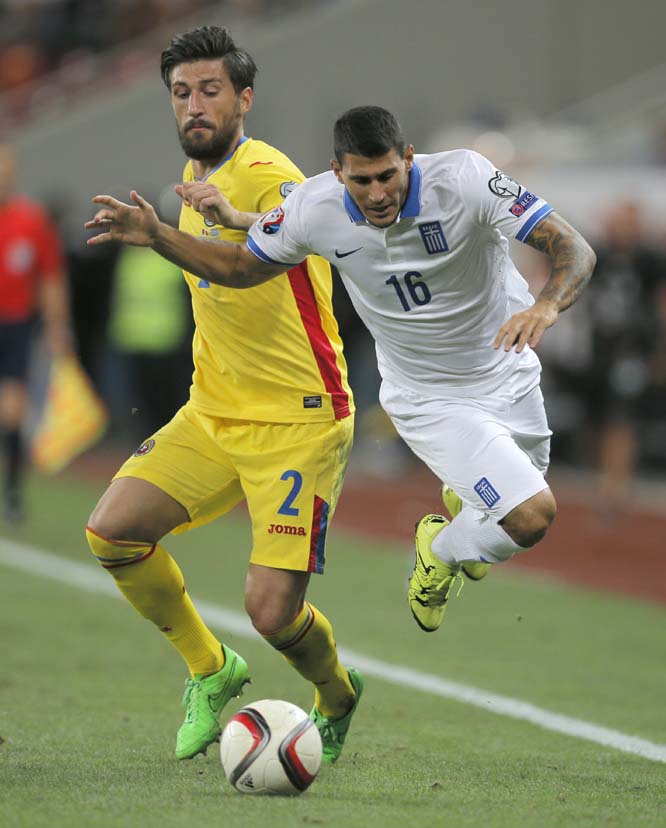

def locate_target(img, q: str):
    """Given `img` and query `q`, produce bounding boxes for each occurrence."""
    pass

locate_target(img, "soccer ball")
[220,699,322,795]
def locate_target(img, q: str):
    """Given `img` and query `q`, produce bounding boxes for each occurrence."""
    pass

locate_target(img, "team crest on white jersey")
[418,221,449,255]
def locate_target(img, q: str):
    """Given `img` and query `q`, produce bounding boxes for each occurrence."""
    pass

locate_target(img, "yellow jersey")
[179,137,353,423]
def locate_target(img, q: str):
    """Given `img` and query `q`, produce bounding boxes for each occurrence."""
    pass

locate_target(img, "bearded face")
[169,59,251,168]
[177,97,243,162]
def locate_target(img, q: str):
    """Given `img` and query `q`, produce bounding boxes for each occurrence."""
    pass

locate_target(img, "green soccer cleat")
[441,484,492,582]
[175,645,251,760]
[408,514,463,632]
[310,668,364,764]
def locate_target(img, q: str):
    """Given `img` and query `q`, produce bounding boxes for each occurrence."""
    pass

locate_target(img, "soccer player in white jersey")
[86,105,596,634]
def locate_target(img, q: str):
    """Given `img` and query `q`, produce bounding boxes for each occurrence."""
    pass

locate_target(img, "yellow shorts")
[114,403,354,574]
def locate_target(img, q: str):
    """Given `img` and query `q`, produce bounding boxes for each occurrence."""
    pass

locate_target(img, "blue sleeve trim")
[515,203,553,242]
[246,236,295,268]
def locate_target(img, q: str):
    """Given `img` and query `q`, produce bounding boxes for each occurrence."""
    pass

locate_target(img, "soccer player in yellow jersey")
[85,26,362,764]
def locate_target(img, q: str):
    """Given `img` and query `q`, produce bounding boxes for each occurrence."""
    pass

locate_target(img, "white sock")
[431,507,525,565]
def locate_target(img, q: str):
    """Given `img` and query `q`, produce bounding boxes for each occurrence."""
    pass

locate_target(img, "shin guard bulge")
[262,602,353,719]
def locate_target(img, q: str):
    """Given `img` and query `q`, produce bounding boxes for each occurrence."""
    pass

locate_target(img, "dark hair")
[333,106,405,163]
[160,25,257,92]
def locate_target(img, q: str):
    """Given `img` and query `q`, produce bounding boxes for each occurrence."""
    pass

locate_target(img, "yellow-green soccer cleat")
[408,514,463,632]
[175,645,251,760]
[441,484,492,582]
[310,668,364,764]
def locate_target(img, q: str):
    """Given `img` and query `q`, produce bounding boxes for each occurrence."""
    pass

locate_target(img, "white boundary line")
[2,538,665,764]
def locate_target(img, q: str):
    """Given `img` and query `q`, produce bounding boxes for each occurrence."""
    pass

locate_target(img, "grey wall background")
[13,0,666,222]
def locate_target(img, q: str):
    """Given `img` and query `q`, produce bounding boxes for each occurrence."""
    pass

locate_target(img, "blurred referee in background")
[0,142,71,523]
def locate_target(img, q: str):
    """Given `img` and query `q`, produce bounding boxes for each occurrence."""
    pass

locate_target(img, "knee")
[87,499,160,545]
[86,478,186,544]
[244,565,309,637]
[245,590,299,637]
[87,501,133,544]
[501,489,557,548]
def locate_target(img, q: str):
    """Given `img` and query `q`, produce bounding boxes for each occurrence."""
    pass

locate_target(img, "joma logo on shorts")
[268,523,307,536]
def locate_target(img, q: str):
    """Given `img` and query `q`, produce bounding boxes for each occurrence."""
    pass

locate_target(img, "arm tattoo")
[524,212,596,312]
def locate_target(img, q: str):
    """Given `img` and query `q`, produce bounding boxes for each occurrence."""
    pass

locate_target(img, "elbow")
[574,237,596,286]
[583,238,597,275]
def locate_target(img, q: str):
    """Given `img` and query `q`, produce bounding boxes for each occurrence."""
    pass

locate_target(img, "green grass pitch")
[1,473,665,828]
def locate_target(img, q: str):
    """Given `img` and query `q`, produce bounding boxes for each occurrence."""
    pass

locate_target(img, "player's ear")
[330,158,343,184]
[404,144,415,170]
[239,87,253,115]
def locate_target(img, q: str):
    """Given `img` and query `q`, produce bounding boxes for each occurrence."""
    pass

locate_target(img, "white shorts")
[379,375,552,521]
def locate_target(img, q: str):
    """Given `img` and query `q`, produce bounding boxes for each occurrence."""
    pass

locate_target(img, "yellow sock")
[86,528,224,678]
[262,602,354,719]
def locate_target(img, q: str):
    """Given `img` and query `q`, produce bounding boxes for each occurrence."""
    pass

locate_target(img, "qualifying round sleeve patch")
[260,206,285,235]
[488,170,522,199]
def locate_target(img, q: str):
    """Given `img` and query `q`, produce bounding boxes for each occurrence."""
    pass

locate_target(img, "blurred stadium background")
[1,2,666,825]
[3,0,666,498]
[2,0,665,588]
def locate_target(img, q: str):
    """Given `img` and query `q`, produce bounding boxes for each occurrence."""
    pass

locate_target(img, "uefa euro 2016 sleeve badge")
[260,206,285,235]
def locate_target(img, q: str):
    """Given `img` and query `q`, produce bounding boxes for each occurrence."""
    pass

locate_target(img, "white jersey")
[247,150,553,396]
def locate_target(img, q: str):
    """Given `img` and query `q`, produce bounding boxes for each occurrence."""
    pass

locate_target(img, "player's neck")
[191,159,218,180]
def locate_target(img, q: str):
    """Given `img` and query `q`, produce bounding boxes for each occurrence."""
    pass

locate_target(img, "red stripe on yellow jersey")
[287,262,351,420]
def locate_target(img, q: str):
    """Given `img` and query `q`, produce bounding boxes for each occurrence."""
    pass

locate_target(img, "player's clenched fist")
[85,190,159,247]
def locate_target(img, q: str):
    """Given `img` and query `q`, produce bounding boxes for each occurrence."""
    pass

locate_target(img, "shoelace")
[314,712,345,747]
[319,722,342,745]
[181,678,202,722]
[413,569,464,605]
[312,705,348,741]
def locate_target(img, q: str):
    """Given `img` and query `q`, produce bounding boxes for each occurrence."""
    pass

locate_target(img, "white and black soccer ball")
[220,699,322,795]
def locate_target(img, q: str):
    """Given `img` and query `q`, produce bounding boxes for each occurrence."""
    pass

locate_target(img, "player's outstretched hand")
[85,191,159,247]
[493,299,558,353]
[175,181,245,229]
